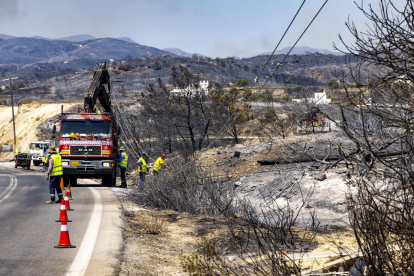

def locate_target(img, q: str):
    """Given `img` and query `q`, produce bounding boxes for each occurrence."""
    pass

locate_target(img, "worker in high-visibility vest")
[136,151,147,190]
[153,153,167,176]
[42,155,48,172]
[115,146,128,188]
[15,149,19,161]
[45,146,63,204]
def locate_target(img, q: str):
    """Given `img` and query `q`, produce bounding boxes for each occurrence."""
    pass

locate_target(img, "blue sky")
[0,0,407,57]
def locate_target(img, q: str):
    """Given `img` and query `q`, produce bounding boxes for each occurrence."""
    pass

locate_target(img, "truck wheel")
[112,169,117,187]
[63,176,70,187]
[70,177,77,187]
[27,165,30,170]
[34,162,40,166]
[102,175,114,187]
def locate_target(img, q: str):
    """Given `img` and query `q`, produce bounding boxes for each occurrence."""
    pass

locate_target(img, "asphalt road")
[0,163,122,276]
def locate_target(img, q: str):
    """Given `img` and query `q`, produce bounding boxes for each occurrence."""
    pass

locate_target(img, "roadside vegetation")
[115,0,414,275]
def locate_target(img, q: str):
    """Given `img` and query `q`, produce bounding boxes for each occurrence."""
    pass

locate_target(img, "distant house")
[170,80,209,97]
[292,90,331,104]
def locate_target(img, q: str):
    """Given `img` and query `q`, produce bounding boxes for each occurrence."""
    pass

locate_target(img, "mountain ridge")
[162,47,206,58]
[258,46,343,56]
[0,37,177,65]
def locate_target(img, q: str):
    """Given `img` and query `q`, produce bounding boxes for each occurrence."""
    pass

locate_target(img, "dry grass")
[118,200,357,275]
[122,204,166,235]
[119,205,228,276]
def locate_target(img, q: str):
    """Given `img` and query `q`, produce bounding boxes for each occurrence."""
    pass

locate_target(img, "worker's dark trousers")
[120,168,127,188]
[139,172,146,190]
[49,176,63,202]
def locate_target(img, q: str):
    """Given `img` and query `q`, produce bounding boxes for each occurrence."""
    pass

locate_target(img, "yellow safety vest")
[42,156,46,163]
[139,157,147,172]
[50,154,63,176]
[153,157,163,172]
[15,150,19,156]
[119,152,128,168]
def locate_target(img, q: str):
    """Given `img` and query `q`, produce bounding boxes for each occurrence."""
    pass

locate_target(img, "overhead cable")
[172,0,330,175]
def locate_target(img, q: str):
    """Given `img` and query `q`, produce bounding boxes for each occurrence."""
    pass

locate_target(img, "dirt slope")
[0,102,77,160]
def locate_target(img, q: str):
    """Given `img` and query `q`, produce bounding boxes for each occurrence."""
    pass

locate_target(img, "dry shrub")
[121,203,136,217]
[122,205,165,235]
[136,163,235,216]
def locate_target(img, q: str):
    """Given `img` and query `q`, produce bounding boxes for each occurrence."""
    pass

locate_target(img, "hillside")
[57,34,96,42]
[163,47,206,57]
[0,37,177,66]
[0,38,73,65]
[0,52,366,106]
[259,46,343,56]
[0,102,77,160]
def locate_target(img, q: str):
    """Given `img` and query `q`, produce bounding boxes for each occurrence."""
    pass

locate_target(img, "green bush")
[275,95,291,102]
[245,93,263,101]
[229,87,239,95]
[236,79,250,87]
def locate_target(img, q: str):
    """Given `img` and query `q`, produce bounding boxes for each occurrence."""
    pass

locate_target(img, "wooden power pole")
[2,77,18,150]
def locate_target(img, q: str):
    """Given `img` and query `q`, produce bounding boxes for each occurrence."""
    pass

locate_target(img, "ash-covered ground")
[199,132,356,227]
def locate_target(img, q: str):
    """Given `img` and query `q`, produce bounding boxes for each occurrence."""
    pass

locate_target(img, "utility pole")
[1,77,18,151]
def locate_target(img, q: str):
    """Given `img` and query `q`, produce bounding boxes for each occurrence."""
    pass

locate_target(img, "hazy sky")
[0,0,407,57]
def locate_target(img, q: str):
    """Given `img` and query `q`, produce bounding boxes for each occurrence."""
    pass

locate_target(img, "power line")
[253,0,307,86]
[173,0,330,175]
[255,0,329,95]
[112,83,157,162]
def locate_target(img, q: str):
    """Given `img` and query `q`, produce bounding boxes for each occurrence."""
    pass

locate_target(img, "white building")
[170,80,209,97]
[292,90,331,104]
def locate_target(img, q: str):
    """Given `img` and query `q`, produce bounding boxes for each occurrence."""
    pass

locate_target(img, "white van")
[30,141,52,166]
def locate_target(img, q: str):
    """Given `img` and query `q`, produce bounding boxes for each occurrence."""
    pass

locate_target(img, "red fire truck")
[58,63,119,186]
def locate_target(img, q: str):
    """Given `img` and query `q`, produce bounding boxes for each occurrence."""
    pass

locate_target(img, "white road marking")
[0,174,17,204]
[66,187,102,276]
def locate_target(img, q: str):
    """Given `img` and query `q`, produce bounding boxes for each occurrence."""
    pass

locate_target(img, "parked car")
[15,153,31,170]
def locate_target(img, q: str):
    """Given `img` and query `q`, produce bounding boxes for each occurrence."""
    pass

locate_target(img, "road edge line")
[0,175,17,204]
[65,187,103,276]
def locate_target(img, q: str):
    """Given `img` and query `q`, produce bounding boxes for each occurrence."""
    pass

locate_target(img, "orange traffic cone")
[54,220,76,248]
[64,192,73,211]
[60,177,65,191]
[68,184,73,200]
[56,198,72,222]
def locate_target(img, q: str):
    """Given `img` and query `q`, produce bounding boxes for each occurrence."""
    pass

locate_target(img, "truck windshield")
[61,120,112,138]
[30,143,46,150]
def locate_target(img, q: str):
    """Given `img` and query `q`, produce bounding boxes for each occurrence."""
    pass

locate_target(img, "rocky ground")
[196,132,355,227]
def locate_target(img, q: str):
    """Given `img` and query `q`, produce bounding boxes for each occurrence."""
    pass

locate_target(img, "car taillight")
[111,163,114,167]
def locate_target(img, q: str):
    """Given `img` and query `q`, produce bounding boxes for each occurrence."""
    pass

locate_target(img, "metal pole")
[10,78,16,151]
